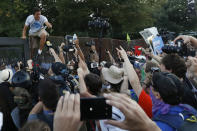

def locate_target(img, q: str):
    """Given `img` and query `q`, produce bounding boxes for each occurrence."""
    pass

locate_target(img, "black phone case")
[80,97,112,120]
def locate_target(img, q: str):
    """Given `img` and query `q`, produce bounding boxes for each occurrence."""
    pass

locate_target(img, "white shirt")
[99,107,128,131]
[25,15,48,34]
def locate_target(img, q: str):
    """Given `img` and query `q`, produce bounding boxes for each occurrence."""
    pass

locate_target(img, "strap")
[153,114,184,129]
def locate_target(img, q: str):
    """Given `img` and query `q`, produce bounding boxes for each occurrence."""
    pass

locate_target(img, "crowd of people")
[1,7,197,131]
[0,34,197,131]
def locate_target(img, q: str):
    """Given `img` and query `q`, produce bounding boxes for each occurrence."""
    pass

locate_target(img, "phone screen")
[80,97,112,120]
[91,62,98,68]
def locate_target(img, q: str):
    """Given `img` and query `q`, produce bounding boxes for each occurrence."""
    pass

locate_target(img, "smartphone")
[80,97,112,120]
[90,62,99,68]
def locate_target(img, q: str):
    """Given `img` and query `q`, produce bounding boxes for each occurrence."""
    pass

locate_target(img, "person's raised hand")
[173,35,191,44]
[104,93,160,131]
[27,59,33,70]
[59,42,65,52]
[21,35,27,39]
[116,46,128,60]
[54,92,82,131]
[49,48,55,55]
[186,56,197,79]
[78,56,89,75]
[74,39,80,48]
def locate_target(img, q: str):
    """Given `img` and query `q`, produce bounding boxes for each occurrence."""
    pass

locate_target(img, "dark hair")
[38,79,59,110]
[161,54,187,78]
[84,73,102,96]
[152,72,183,105]
[109,80,123,93]
[33,7,41,15]
[20,120,50,131]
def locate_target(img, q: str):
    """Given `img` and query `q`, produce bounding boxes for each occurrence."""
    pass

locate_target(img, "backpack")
[152,106,197,131]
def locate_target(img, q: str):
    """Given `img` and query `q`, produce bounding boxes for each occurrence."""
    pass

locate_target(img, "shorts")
[29,29,49,37]
[29,29,49,49]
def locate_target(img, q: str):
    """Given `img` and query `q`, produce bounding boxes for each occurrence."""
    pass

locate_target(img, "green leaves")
[0,0,195,39]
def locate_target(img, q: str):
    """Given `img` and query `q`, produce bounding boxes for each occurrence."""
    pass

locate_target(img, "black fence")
[0,37,146,65]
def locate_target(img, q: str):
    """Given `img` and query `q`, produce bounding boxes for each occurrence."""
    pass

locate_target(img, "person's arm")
[77,67,94,98]
[29,102,43,115]
[107,51,116,64]
[150,53,162,64]
[120,75,130,95]
[45,21,52,29]
[58,43,66,64]
[142,48,161,63]
[174,35,197,48]
[49,48,62,63]
[22,25,28,39]
[90,45,99,62]
[77,68,88,94]
[117,46,142,97]
[74,39,85,61]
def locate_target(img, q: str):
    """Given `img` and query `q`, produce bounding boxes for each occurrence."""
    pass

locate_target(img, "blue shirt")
[28,110,54,130]
[154,106,187,131]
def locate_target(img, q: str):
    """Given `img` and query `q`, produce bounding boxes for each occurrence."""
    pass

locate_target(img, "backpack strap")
[37,113,53,129]
[153,113,184,129]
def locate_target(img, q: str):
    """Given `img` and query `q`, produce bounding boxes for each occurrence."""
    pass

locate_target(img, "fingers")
[173,36,182,43]
[105,120,125,129]
[56,96,64,112]
[74,94,80,116]
[63,92,70,112]
[109,93,133,104]
[104,94,129,115]
[67,94,75,114]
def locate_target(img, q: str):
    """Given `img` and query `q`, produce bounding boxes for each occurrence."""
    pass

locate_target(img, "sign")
[152,36,164,55]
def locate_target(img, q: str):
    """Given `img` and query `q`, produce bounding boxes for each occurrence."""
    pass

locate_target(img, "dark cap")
[152,72,183,105]
[12,71,32,89]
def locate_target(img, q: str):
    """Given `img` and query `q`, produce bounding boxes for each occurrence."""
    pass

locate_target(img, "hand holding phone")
[80,97,112,120]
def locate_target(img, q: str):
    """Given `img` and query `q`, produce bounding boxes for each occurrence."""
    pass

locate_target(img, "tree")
[153,0,197,32]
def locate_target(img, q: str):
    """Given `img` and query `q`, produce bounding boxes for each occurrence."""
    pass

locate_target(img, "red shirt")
[138,89,153,118]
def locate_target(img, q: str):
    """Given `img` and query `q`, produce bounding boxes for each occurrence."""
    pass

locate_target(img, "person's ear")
[155,92,162,100]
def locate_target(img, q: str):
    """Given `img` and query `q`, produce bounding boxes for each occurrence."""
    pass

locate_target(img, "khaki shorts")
[29,29,49,37]
[29,29,49,49]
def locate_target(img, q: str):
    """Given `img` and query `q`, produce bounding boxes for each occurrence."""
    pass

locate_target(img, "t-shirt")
[138,89,153,118]
[99,107,128,131]
[28,111,54,130]
[25,15,48,34]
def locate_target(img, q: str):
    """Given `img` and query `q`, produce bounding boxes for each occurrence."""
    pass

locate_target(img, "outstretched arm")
[117,46,143,97]
[22,25,28,39]
[174,35,197,48]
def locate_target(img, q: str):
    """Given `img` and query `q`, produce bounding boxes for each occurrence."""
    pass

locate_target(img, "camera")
[128,56,146,69]
[88,17,110,30]
[63,35,75,52]
[85,40,96,47]
[50,65,79,94]
[162,39,196,57]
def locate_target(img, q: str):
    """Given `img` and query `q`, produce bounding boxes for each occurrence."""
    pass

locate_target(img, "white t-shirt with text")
[25,15,48,34]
